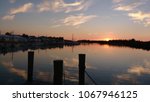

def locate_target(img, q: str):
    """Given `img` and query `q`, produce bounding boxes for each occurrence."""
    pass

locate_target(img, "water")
[0,44,150,85]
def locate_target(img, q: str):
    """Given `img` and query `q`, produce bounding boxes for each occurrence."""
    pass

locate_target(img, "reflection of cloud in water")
[2,61,27,79]
[128,66,150,75]
[48,55,61,61]
[113,60,150,84]
[64,58,78,68]
[47,53,95,69]
[63,58,95,84]
[128,60,150,76]
[113,74,137,85]
[117,74,131,80]
[35,71,53,82]
[63,57,96,84]
[64,57,95,69]
[1,56,95,84]
[64,66,78,84]
[1,61,53,83]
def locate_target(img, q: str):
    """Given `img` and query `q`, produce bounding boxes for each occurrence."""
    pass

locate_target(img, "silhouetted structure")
[79,54,86,85]
[0,33,64,44]
[27,51,34,83]
[0,33,80,55]
[78,39,150,51]
[53,60,63,85]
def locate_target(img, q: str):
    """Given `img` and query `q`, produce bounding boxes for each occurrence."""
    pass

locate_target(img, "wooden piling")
[53,60,63,85]
[27,51,34,82]
[79,54,86,85]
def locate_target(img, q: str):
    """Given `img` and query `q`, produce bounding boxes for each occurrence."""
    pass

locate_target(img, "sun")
[95,37,113,41]
[103,38,111,41]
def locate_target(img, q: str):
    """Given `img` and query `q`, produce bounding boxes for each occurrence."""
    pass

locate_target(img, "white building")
[0,35,27,42]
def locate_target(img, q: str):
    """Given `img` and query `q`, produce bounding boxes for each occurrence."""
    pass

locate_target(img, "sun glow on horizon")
[103,38,112,41]
[94,37,113,41]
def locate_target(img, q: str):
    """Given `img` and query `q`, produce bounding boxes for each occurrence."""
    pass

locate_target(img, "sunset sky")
[0,0,150,40]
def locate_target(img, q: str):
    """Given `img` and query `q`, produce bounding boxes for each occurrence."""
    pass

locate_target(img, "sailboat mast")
[72,34,74,41]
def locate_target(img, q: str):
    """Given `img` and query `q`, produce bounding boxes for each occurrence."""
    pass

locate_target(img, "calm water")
[0,44,150,85]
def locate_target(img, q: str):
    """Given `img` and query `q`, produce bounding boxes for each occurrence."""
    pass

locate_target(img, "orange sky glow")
[0,0,150,41]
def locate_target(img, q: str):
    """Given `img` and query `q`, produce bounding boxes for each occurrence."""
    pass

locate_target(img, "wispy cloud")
[9,0,16,3]
[51,13,97,28]
[2,15,15,20]
[10,3,33,15]
[2,2,33,20]
[113,0,124,3]
[128,11,150,21]
[114,2,142,11]
[37,0,51,12]
[113,0,150,26]
[51,24,61,28]
[145,19,150,26]
[61,14,97,27]
[128,11,150,26]
[37,0,90,13]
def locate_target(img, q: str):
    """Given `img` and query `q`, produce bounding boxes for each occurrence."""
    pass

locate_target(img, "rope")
[85,70,97,85]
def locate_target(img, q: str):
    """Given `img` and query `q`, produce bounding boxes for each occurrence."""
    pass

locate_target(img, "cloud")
[37,0,51,12]
[37,0,90,13]
[10,3,33,15]
[114,2,142,11]
[113,0,124,3]
[9,0,16,3]
[2,15,15,20]
[51,24,61,28]
[62,14,97,26]
[128,11,150,26]
[128,11,150,21]
[2,3,33,21]
[113,0,150,26]
[145,19,150,26]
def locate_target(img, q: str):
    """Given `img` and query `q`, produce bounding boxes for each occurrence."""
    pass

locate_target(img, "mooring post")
[27,51,34,83]
[53,60,63,85]
[79,54,86,85]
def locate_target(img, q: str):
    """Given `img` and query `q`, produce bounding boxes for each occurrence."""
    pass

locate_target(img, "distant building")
[0,34,27,42]
[0,34,64,44]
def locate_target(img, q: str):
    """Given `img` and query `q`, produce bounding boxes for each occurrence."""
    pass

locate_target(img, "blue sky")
[0,0,150,40]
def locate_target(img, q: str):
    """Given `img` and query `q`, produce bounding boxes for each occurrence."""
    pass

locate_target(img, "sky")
[0,0,150,40]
